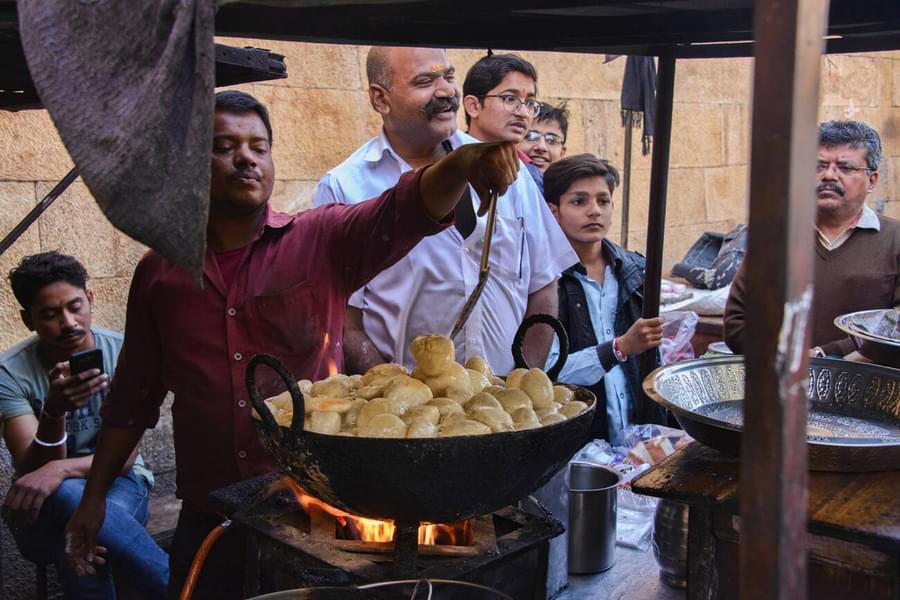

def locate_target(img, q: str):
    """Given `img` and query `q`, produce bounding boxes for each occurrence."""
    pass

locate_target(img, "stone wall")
[0,40,898,598]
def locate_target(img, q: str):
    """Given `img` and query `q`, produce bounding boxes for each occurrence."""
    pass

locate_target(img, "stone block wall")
[0,39,898,598]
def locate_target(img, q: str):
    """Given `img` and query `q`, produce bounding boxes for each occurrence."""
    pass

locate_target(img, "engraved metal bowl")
[834,309,900,350]
[643,356,900,471]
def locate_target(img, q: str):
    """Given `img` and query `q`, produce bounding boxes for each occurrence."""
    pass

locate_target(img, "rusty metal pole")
[740,1,829,599]
[638,54,674,424]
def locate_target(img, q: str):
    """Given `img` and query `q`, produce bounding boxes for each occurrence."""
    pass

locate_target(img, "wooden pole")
[740,1,829,599]
[620,111,633,250]
[637,54,674,423]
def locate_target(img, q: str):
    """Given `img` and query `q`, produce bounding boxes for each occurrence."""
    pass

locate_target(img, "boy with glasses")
[519,102,569,173]
[725,120,899,366]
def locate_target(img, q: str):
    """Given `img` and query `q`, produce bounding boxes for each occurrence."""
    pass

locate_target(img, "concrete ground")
[558,546,685,600]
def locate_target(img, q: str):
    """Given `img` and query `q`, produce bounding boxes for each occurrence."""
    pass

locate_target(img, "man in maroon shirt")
[64,90,518,598]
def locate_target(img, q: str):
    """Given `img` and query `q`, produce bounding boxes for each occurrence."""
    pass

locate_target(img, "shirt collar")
[366,129,473,166]
[856,204,881,231]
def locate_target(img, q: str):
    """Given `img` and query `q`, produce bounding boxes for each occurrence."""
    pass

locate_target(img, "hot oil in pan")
[694,401,900,441]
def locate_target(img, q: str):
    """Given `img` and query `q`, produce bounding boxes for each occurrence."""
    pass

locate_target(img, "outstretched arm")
[65,424,145,576]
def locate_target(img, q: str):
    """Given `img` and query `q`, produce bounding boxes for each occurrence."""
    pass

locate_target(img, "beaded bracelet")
[33,431,67,448]
[613,337,628,362]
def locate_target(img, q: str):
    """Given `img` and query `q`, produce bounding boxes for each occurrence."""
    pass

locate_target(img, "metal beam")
[637,54,674,425]
[740,1,829,598]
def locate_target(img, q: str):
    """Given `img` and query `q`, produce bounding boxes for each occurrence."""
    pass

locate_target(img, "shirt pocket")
[247,281,328,360]
[491,214,527,283]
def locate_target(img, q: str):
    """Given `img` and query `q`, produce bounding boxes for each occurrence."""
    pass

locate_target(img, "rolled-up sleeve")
[100,257,168,429]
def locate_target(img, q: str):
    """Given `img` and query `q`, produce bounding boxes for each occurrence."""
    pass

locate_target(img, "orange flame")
[323,333,339,377]
[278,477,471,545]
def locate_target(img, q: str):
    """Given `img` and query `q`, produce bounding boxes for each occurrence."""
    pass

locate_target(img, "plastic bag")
[660,310,699,364]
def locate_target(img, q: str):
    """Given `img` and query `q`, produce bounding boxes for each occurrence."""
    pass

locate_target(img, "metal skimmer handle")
[450,190,499,338]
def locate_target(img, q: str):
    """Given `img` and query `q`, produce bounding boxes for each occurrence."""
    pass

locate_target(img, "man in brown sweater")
[724,120,899,365]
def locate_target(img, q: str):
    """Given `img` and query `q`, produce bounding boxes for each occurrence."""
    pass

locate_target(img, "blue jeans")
[6,469,169,600]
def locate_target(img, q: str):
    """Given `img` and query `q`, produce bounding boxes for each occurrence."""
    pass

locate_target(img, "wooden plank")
[633,444,900,553]
[687,506,717,600]
[631,442,739,506]
[741,1,829,598]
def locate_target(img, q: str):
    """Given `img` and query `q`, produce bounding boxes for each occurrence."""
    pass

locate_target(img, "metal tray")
[834,309,900,350]
[643,356,900,471]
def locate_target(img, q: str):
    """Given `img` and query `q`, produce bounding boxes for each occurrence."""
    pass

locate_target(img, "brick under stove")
[210,472,563,599]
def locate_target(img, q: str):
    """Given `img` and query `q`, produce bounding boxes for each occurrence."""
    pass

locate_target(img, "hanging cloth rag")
[620,56,657,156]
[18,0,216,279]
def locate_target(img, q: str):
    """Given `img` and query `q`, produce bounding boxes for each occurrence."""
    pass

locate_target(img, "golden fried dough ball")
[511,407,541,430]
[404,405,441,426]
[311,377,351,399]
[358,413,408,438]
[260,393,294,427]
[466,369,490,394]
[343,399,367,430]
[535,403,562,419]
[304,397,354,414]
[354,384,384,400]
[494,388,532,413]
[362,363,408,387]
[416,362,472,398]
[306,410,341,435]
[298,380,313,395]
[482,385,506,397]
[465,356,494,380]
[406,417,439,438]
[469,407,514,432]
[553,385,574,405]
[520,368,554,409]
[383,375,433,409]
[410,334,455,377]
[428,397,466,419]
[439,419,491,437]
[348,374,364,389]
[357,398,402,428]
[464,392,503,412]
[505,368,529,388]
[540,413,566,426]
[491,376,506,386]
[560,400,589,418]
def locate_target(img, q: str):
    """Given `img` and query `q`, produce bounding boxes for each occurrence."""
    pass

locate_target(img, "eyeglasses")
[816,161,872,176]
[524,130,565,146]
[480,94,542,117]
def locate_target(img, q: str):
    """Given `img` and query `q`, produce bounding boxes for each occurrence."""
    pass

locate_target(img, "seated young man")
[543,155,663,443]
[0,251,167,599]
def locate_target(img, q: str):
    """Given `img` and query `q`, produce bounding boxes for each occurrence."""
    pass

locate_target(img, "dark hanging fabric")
[442,140,476,238]
[18,0,216,280]
[620,56,657,156]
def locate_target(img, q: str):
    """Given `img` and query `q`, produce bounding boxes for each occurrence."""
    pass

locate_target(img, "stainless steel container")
[652,499,690,588]
[567,462,620,573]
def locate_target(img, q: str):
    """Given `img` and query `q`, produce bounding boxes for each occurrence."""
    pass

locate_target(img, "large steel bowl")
[643,356,900,471]
[247,354,595,524]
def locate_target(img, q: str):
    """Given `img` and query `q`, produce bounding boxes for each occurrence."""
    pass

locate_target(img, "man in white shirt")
[314,47,576,375]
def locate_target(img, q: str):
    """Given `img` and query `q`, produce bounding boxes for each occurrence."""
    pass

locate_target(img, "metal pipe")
[0,167,79,258]
[620,111,633,250]
[637,54,675,424]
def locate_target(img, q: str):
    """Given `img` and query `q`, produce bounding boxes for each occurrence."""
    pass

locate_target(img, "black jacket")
[556,239,663,440]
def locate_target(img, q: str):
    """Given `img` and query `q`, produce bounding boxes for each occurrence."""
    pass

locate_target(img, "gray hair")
[818,120,882,172]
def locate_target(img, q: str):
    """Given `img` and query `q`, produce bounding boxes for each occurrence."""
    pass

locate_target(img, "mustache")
[58,328,86,341]
[817,182,844,196]
[420,96,459,120]
[229,169,261,181]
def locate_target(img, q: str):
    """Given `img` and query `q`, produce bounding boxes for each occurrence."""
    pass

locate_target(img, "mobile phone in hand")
[69,348,103,376]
